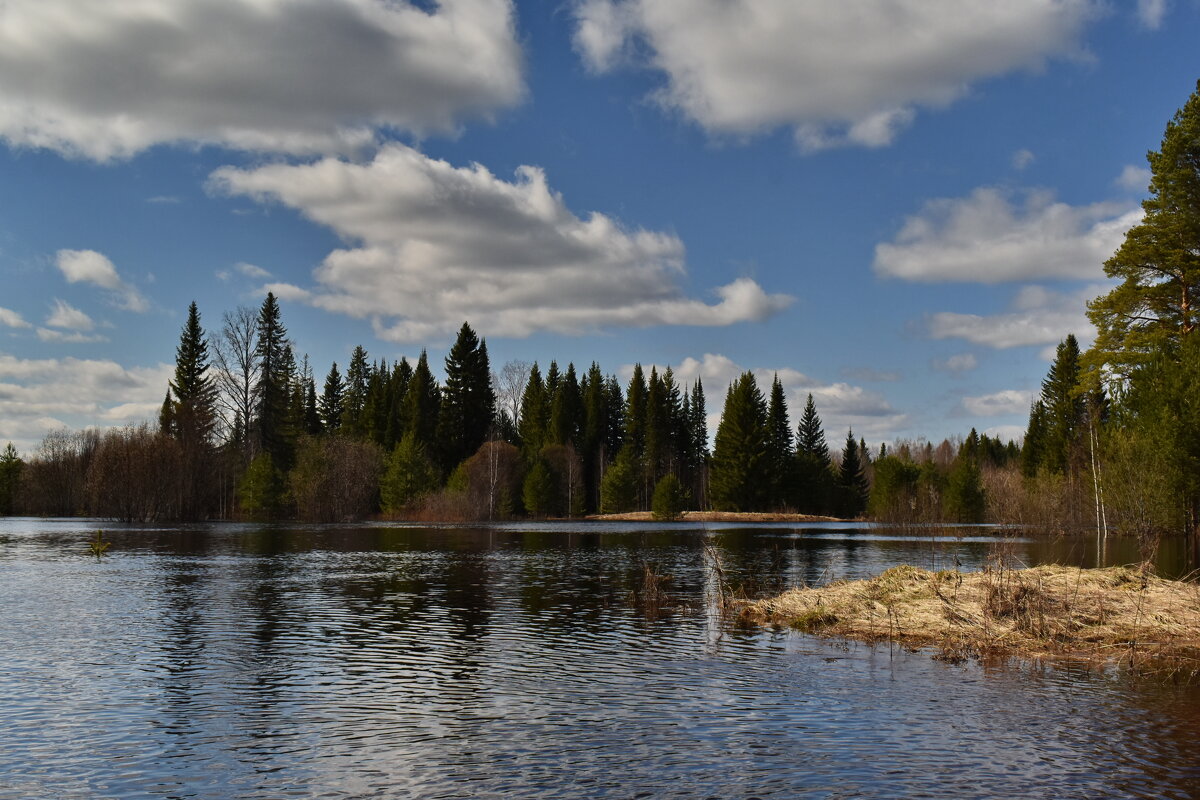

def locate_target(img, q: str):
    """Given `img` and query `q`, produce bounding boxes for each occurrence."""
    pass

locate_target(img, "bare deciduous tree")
[211,306,258,454]
[494,359,530,426]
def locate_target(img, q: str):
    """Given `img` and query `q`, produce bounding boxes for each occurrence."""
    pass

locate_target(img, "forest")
[1,81,1197,540]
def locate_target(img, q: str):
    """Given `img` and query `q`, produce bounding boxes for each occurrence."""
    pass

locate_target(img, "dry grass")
[588,510,843,523]
[742,564,1200,679]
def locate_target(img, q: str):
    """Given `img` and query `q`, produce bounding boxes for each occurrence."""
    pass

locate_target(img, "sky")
[0,0,1197,455]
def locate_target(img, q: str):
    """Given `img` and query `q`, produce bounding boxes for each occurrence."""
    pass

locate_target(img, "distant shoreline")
[584,511,845,523]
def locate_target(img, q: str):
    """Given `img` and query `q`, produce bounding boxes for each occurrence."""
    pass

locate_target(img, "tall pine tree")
[438,322,496,470]
[710,373,769,512]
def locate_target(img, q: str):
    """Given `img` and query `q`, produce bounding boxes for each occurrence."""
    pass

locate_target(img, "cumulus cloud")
[1136,0,1167,29]
[44,299,94,331]
[932,353,978,373]
[653,353,908,440]
[926,284,1101,349]
[874,187,1139,283]
[0,353,172,452]
[210,143,792,340]
[962,389,1035,417]
[1116,164,1152,192]
[235,262,272,280]
[1012,148,1036,170]
[55,249,148,312]
[0,0,523,161]
[572,0,1095,148]
[0,308,31,329]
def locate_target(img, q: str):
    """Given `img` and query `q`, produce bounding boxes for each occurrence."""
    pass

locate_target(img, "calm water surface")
[2,519,1199,799]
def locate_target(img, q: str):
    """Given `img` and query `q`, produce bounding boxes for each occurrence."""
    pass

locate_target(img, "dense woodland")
[1,81,1198,540]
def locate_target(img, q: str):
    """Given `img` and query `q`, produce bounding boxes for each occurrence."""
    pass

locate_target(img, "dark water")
[2,519,1199,799]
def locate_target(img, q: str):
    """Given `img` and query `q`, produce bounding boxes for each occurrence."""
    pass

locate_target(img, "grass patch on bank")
[742,564,1200,679]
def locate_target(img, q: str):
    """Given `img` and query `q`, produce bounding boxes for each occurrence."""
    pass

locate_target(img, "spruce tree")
[403,350,441,457]
[765,374,794,508]
[687,378,709,508]
[709,373,769,511]
[168,301,217,448]
[518,362,547,460]
[836,429,869,518]
[0,442,23,515]
[320,362,345,433]
[643,366,667,488]
[343,345,370,438]
[548,362,582,447]
[795,394,833,514]
[438,322,496,470]
[1040,334,1085,474]
[253,292,292,469]
[1021,400,1047,478]
[383,358,412,451]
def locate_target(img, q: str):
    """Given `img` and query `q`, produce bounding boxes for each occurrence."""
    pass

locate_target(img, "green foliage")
[1088,79,1200,374]
[522,458,557,517]
[710,372,769,512]
[943,456,986,524]
[402,351,440,455]
[238,452,288,520]
[518,362,547,459]
[438,322,496,470]
[380,431,439,513]
[835,430,869,518]
[254,293,293,468]
[868,455,920,520]
[651,473,687,521]
[1040,335,1085,474]
[289,436,383,522]
[0,442,22,515]
[765,375,794,508]
[600,448,639,513]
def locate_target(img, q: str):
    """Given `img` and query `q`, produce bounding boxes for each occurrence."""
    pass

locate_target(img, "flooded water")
[2,518,1199,799]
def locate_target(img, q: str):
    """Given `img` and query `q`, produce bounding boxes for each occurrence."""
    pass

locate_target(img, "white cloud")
[235,262,272,280]
[1116,164,1152,192]
[0,353,171,452]
[55,249,148,312]
[983,424,1026,444]
[933,353,978,373]
[1136,0,1167,29]
[210,143,792,340]
[0,308,31,329]
[874,187,1140,283]
[926,284,1102,349]
[0,0,524,161]
[44,299,94,331]
[1012,148,1036,170]
[572,0,1095,148]
[962,389,1035,417]
[35,328,109,344]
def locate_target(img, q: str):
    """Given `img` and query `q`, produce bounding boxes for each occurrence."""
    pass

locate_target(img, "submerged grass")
[742,563,1200,680]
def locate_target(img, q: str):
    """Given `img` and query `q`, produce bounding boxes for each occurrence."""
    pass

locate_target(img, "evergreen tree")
[167,301,217,448]
[320,362,345,433]
[687,379,709,508]
[0,442,22,515]
[765,374,794,508]
[651,474,687,521]
[548,362,582,447]
[643,366,668,488]
[383,358,413,451]
[944,455,986,523]
[380,430,438,513]
[253,292,292,468]
[795,394,833,514]
[1040,334,1085,474]
[1087,79,1200,375]
[522,458,557,517]
[343,345,370,438]
[438,322,496,470]
[836,429,869,518]
[402,350,441,457]
[709,373,769,511]
[1021,401,1047,478]
[518,362,547,460]
[599,447,638,513]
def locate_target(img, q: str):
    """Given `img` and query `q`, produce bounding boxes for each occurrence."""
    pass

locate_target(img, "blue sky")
[0,0,1197,454]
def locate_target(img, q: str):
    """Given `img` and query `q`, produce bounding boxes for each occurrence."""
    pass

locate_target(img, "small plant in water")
[89,530,111,558]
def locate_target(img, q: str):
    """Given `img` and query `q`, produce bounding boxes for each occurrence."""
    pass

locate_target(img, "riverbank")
[586,511,844,523]
[741,564,1200,676]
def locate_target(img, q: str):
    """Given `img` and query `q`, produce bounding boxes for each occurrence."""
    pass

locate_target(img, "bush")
[290,436,383,522]
[600,449,638,513]
[238,452,288,520]
[380,431,439,514]
[651,474,687,521]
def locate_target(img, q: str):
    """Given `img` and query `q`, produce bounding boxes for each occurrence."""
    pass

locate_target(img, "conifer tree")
[643,366,668,488]
[519,362,547,460]
[687,378,709,508]
[403,350,441,458]
[438,322,496,470]
[0,442,23,515]
[167,301,217,448]
[710,373,769,511]
[343,345,370,438]
[549,362,582,447]
[795,394,833,514]
[381,430,438,513]
[320,362,344,433]
[253,292,292,469]
[383,358,412,451]
[1040,334,1085,474]
[765,374,794,508]
[836,429,869,518]
[1088,79,1200,374]
[1021,400,1047,478]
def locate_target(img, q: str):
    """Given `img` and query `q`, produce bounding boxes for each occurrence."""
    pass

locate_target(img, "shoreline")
[740,564,1200,677]
[584,511,845,523]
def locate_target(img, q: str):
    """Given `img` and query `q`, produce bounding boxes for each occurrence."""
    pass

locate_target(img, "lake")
[2,518,1199,799]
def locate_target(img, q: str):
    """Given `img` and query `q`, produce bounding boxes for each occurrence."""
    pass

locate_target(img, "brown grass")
[588,510,843,523]
[741,564,1200,678]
